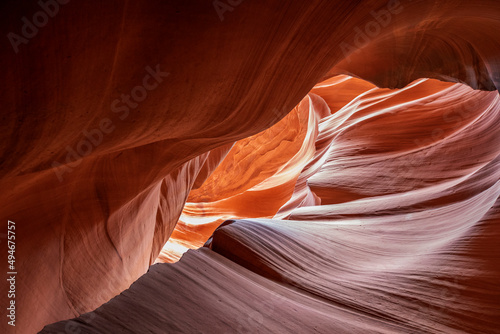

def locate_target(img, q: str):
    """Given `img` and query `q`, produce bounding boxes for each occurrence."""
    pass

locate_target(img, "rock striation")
[0,0,499,333]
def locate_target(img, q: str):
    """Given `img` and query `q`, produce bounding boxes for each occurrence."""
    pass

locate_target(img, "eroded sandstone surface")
[0,0,499,333]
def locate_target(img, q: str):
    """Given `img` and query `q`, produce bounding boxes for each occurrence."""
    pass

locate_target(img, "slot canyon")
[1,0,499,333]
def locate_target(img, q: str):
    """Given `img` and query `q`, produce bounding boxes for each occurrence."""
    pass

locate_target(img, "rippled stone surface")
[1,0,499,333]
[43,76,500,333]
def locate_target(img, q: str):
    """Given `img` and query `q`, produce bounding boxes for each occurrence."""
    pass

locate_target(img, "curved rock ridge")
[156,93,326,263]
[283,77,500,212]
[1,0,500,333]
[327,0,500,91]
[161,75,500,263]
[45,76,500,333]
[157,76,376,262]
[42,203,500,332]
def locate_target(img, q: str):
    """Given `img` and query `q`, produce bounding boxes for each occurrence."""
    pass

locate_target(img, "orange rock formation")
[0,0,499,333]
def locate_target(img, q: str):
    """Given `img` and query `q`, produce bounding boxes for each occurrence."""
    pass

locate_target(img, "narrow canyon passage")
[1,0,499,333]
[43,75,500,333]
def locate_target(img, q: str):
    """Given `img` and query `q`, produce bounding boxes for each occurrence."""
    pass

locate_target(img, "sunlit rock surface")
[0,0,499,333]
[43,76,500,333]
[156,93,323,263]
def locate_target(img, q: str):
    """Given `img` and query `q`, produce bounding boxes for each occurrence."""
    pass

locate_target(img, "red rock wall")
[45,74,500,333]
[1,0,499,333]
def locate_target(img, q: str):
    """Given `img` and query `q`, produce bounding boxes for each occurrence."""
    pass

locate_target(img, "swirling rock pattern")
[0,0,499,333]
[43,76,500,333]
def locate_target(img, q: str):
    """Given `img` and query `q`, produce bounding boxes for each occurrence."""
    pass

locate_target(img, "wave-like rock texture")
[43,77,500,333]
[1,0,499,333]
[156,93,327,263]
[157,76,375,263]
